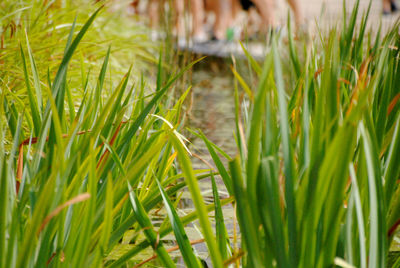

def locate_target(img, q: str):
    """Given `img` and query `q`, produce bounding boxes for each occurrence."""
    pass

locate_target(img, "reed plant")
[198,1,400,267]
[1,0,400,267]
[0,4,230,267]
[1,0,156,146]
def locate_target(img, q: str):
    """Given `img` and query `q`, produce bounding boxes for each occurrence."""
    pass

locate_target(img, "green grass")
[1,0,400,267]
[202,1,400,267]
[1,0,156,147]
[0,2,226,267]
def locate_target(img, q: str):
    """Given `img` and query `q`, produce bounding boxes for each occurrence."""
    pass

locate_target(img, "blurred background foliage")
[1,0,157,145]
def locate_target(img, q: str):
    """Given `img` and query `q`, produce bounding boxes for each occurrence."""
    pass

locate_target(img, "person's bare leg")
[191,0,207,40]
[383,0,392,13]
[231,0,241,18]
[148,0,159,29]
[213,0,233,39]
[287,0,303,25]
[252,0,276,30]
[174,0,185,36]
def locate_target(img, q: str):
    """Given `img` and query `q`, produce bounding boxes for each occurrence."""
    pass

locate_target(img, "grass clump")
[1,0,400,267]
[1,0,156,146]
[0,4,224,267]
[201,1,400,267]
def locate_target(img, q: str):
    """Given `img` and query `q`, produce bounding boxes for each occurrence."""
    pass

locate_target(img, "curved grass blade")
[24,30,42,114]
[239,41,261,75]
[20,44,41,136]
[49,6,102,99]
[211,174,229,260]
[119,57,205,152]
[107,197,234,268]
[197,130,233,196]
[156,179,202,268]
[231,66,254,101]
[127,182,176,268]
[170,133,224,268]
[107,172,212,248]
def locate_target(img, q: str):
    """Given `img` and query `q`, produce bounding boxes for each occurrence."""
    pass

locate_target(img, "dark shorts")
[240,0,255,10]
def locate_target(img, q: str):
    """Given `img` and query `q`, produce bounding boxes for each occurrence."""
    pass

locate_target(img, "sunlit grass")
[1,0,156,146]
[0,3,224,267]
[203,1,400,267]
[1,0,400,267]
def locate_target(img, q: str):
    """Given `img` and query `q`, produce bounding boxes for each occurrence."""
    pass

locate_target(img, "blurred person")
[136,0,207,40]
[240,0,303,29]
[190,0,208,41]
[383,0,398,15]
[132,0,304,41]
[146,0,235,41]
[207,0,304,40]
[148,0,160,29]
[129,0,240,41]
[204,0,236,40]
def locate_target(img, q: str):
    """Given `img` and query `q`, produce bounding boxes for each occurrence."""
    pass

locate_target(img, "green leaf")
[229,157,262,267]
[272,39,298,266]
[211,174,229,260]
[170,132,224,268]
[156,179,202,268]
[20,44,41,136]
[127,182,176,268]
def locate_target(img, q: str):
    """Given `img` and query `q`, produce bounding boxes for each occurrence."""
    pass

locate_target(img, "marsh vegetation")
[1,0,400,267]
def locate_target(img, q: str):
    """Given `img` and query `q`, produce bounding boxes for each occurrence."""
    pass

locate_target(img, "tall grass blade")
[170,133,224,268]
[384,116,400,206]
[127,182,176,268]
[349,163,367,268]
[198,131,233,195]
[156,179,202,268]
[20,44,41,136]
[360,122,386,268]
[211,174,229,260]
[229,157,262,267]
[24,30,42,114]
[272,39,298,266]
